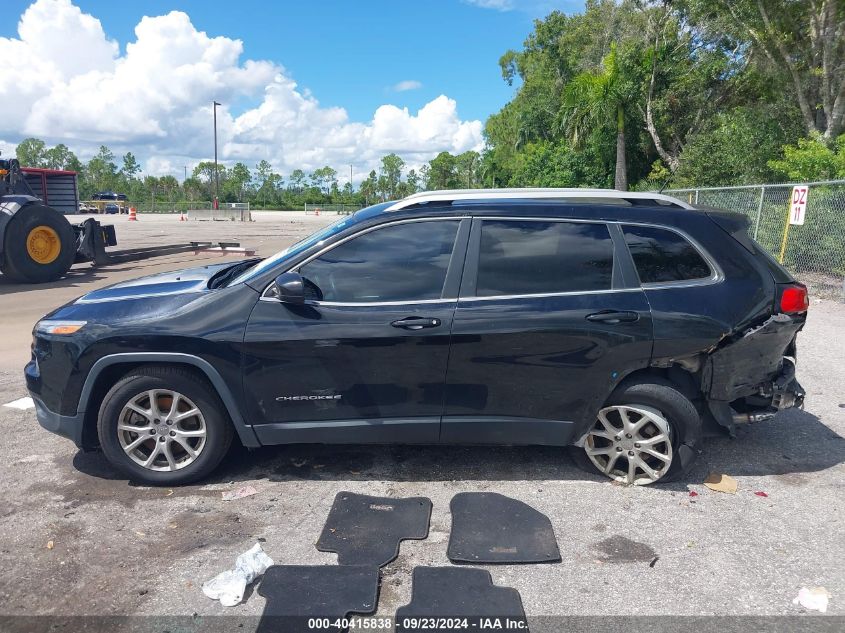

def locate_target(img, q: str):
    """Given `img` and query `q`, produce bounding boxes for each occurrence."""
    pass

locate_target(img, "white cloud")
[463,0,515,11]
[392,80,423,92]
[0,0,483,180]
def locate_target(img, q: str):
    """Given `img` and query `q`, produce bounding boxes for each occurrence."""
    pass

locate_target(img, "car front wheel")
[97,366,233,485]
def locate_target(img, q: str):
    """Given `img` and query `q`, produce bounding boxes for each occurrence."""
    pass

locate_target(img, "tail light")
[779,283,809,314]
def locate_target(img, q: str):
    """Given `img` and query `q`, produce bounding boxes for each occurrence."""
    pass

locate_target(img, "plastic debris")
[688,491,699,497]
[754,491,769,497]
[703,473,738,494]
[202,542,273,607]
[46,540,54,550]
[793,586,830,613]
[222,485,259,501]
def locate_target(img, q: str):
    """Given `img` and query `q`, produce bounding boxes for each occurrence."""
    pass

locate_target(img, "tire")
[0,203,76,283]
[97,366,234,485]
[570,379,701,485]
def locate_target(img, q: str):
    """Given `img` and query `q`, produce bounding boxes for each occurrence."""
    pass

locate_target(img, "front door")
[242,217,469,445]
[442,217,653,445]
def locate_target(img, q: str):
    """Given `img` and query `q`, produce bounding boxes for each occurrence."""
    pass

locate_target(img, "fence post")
[753,185,765,240]
[694,189,699,205]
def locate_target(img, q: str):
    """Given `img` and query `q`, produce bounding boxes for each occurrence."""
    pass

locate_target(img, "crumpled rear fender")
[702,313,804,402]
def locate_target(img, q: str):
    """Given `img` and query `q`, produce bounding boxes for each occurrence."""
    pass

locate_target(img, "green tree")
[87,146,118,191]
[768,134,845,181]
[15,138,47,167]
[310,166,337,195]
[671,104,805,186]
[43,144,80,171]
[192,161,225,198]
[255,160,279,208]
[183,176,205,203]
[158,175,179,209]
[229,162,252,201]
[379,153,405,199]
[428,152,460,190]
[121,152,141,179]
[289,169,306,192]
[418,164,431,190]
[687,0,845,139]
[561,43,635,190]
[455,151,481,188]
[359,170,378,204]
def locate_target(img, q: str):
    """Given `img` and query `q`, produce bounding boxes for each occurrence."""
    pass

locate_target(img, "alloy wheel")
[117,389,207,471]
[584,404,673,485]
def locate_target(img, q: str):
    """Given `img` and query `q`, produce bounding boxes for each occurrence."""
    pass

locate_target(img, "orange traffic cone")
[128,207,137,221]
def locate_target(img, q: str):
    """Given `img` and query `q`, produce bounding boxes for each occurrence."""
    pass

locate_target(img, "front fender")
[79,352,259,448]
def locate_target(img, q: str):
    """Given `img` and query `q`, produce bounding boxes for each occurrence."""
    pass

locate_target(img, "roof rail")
[385,188,694,211]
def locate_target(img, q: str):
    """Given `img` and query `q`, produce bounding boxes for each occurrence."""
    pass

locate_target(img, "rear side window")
[299,220,459,303]
[622,225,711,284]
[476,220,614,296]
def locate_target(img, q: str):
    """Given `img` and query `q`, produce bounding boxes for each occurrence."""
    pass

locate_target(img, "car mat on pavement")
[316,491,432,568]
[256,565,379,633]
[447,492,561,564]
[395,566,528,632]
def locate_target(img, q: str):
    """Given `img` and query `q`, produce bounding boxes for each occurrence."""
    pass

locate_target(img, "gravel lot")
[0,212,842,628]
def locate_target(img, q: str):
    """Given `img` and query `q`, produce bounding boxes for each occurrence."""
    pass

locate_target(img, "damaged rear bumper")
[729,360,805,424]
[703,313,806,431]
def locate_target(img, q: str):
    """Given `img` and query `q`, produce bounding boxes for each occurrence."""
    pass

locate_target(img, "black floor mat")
[447,492,560,564]
[257,565,379,633]
[316,491,432,567]
[395,566,528,632]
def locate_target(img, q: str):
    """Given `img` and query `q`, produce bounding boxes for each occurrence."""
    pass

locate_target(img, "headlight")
[35,320,87,335]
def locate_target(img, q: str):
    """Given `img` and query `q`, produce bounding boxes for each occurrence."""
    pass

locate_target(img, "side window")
[622,225,711,284]
[299,220,459,303]
[476,220,614,296]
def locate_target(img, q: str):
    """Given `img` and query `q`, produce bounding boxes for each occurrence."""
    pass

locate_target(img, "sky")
[0,0,583,183]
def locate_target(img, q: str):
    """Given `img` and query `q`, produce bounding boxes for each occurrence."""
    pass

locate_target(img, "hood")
[75,262,234,305]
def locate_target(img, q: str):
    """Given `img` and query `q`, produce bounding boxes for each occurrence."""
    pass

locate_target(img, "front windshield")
[229,215,353,286]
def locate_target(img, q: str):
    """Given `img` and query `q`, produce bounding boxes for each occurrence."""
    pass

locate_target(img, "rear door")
[242,217,470,445]
[441,216,653,445]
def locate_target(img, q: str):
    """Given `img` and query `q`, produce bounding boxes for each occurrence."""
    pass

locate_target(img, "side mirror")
[271,272,305,305]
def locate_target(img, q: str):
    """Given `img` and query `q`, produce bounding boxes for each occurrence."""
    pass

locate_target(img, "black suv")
[26,189,807,486]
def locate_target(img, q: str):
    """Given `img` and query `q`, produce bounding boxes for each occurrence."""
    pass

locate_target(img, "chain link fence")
[664,180,845,299]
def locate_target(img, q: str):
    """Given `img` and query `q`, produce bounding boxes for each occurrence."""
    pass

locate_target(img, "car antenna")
[657,170,674,195]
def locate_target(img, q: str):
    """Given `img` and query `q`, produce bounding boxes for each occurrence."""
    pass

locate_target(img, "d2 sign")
[790,185,808,225]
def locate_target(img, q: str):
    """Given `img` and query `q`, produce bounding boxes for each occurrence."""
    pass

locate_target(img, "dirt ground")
[0,211,842,628]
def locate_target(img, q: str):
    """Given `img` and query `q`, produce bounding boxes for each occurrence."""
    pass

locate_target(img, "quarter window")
[622,225,711,283]
[299,220,459,303]
[476,220,614,296]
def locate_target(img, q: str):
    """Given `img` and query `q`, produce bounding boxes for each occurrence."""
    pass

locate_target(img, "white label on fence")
[790,185,808,225]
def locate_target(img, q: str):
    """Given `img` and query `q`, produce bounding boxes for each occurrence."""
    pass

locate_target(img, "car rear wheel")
[98,366,233,485]
[571,380,699,486]
[584,404,674,485]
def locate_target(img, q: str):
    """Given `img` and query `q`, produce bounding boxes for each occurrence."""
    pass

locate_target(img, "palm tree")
[561,43,633,191]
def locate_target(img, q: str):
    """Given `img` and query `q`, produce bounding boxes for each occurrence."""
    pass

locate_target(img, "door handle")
[585,310,640,324]
[391,317,442,330]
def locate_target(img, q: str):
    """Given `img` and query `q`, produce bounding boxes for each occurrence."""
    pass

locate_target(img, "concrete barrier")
[186,208,252,221]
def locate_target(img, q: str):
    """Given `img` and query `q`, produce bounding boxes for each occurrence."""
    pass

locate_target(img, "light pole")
[213,101,221,209]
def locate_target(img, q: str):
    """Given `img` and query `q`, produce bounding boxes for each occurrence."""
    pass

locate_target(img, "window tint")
[622,225,711,283]
[476,220,614,296]
[299,220,459,303]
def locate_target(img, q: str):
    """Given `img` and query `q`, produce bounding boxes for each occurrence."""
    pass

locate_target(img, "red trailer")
[20,167,79,214]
